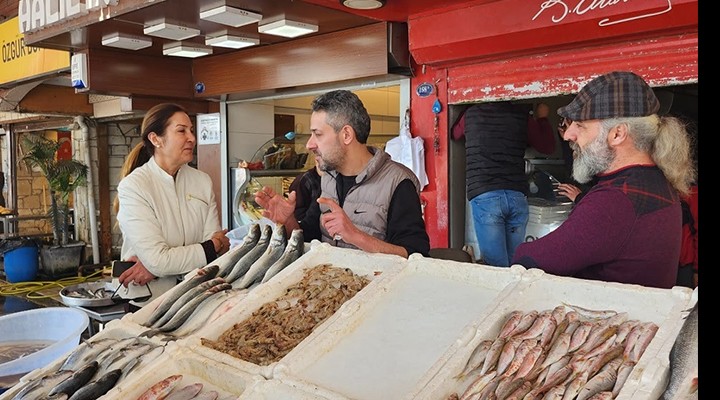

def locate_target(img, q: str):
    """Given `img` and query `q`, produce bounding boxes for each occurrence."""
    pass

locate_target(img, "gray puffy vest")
[319,147,420,249]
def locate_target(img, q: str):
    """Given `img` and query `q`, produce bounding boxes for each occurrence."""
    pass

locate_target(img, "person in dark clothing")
[288,165,322,222]
[512,71,696,289]
[453,101,555,267]
[255,90,429,258]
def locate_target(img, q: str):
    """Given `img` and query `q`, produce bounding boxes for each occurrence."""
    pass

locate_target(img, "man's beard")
[315,146,344,173]
[571,129,614,183]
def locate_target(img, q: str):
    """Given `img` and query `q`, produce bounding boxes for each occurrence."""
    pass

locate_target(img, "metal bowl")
[59,281,117,307]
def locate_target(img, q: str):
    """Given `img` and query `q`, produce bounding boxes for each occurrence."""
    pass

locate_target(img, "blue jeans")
[470,190,529,267]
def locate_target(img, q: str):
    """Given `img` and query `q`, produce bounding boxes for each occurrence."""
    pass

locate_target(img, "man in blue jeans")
[453,101,554,267]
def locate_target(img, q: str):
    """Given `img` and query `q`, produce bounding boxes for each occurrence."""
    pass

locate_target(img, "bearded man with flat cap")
[512,71,696,289]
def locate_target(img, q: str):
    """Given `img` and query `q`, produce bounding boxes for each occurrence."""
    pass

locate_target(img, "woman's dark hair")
[113,103,187,213]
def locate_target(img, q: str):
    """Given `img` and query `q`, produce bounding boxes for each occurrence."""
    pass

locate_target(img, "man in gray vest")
[255,90,430,258]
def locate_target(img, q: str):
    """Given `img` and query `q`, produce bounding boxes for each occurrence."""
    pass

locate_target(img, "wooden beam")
[19,85,93,115]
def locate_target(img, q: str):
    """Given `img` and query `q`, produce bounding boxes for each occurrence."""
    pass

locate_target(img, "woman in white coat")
[114,103,230,308]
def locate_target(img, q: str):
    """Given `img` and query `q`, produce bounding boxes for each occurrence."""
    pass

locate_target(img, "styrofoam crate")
[417,269,695,400]
[617,287,697,400]
[1,321,170,400]
[274,253,526,400]
[102,345,258,400]
[180,243,407,378]
[238,378,349,400]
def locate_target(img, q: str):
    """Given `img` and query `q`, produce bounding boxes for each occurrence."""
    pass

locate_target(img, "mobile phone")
[111,260,135,278]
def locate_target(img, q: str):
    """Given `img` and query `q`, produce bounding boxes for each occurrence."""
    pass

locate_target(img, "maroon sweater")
[512,165,681,288]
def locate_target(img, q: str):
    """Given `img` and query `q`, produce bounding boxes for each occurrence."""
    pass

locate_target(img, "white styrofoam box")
[620,286,698,400]
[418,269,695,400]
[180,243,407,379]
[1,321,169,400]
[274,253,526,400]
[238,378,348,400]
[102,345,258,400]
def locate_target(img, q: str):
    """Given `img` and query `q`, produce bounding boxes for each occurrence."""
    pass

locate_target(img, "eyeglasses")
[558,117,573,133]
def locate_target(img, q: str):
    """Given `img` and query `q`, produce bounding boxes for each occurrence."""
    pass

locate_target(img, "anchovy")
[236,224,287,289]
[261,228,305,284]
[661,301,698,400]
[164,383,203,400]
[67,368,122,400]
[48,361,99,397]
[136,374,183,400]
[151,277,227,329]
[217,223,261,278]
[224,224,272,284]
[143,264,220,327]
[155,283,233,332]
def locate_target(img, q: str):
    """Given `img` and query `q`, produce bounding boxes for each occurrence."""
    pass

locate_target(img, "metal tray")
[59,281,117,307]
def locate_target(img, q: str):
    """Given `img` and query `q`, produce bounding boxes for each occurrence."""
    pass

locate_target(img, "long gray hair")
[601,115,696,196]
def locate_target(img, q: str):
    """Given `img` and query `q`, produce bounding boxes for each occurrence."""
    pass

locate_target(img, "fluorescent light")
[205,33,259,49]
[144,20,200,41]
[162,42,213,58]
[200,5,262,27]
[101,32,152,50]
[258,19,318,38]
[340,0,386,10]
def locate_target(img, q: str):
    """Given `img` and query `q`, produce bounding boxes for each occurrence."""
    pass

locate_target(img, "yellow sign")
[0,16,69,85]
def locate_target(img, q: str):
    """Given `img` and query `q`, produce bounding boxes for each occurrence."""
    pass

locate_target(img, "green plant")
[21,134,88,246]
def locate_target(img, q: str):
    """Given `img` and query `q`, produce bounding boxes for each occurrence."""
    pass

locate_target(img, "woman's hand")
[118,256,157,287]
[211,229,230,255]
[557,183,583,202]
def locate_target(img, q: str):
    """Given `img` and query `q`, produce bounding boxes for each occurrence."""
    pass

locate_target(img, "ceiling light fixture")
[101,32,152,50]
[340,0,386,10]
[144,20,200,41]
[200,5,262,27]
[162,42,213,58]
[205,33,260,49]
[258,19,318,38]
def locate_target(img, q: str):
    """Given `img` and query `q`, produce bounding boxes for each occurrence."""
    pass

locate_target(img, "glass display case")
[229,133,397,230]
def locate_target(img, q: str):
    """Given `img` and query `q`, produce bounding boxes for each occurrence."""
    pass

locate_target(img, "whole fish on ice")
[261,228,305,284]
[661,301,698,400]
[235,224,287,289]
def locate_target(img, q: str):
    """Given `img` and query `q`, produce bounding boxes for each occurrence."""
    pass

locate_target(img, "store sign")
[0,17,69,85]
[18,0,119,34]
[532,0,673,27]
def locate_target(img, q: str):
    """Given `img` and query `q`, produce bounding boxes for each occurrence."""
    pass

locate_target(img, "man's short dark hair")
[311,90,371,143]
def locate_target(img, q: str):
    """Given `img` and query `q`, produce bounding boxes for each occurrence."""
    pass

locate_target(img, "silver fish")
[11,370,73,400]
[67,368,122,400]
[193,391,220,400]
[156,283,233,333]
[661,301,698,400]
[58,338,119,372]
[151,277,227,329]
[261,228,305,284]
[224,224,272,284]
[236,224,287,289]
[143,264,220,327]
[48,361,99,397]
[217,223,261,278]
[169,288,249,338]
[164,383,203,400]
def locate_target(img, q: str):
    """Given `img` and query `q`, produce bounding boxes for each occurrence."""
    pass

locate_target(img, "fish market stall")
[0,227,698,400]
